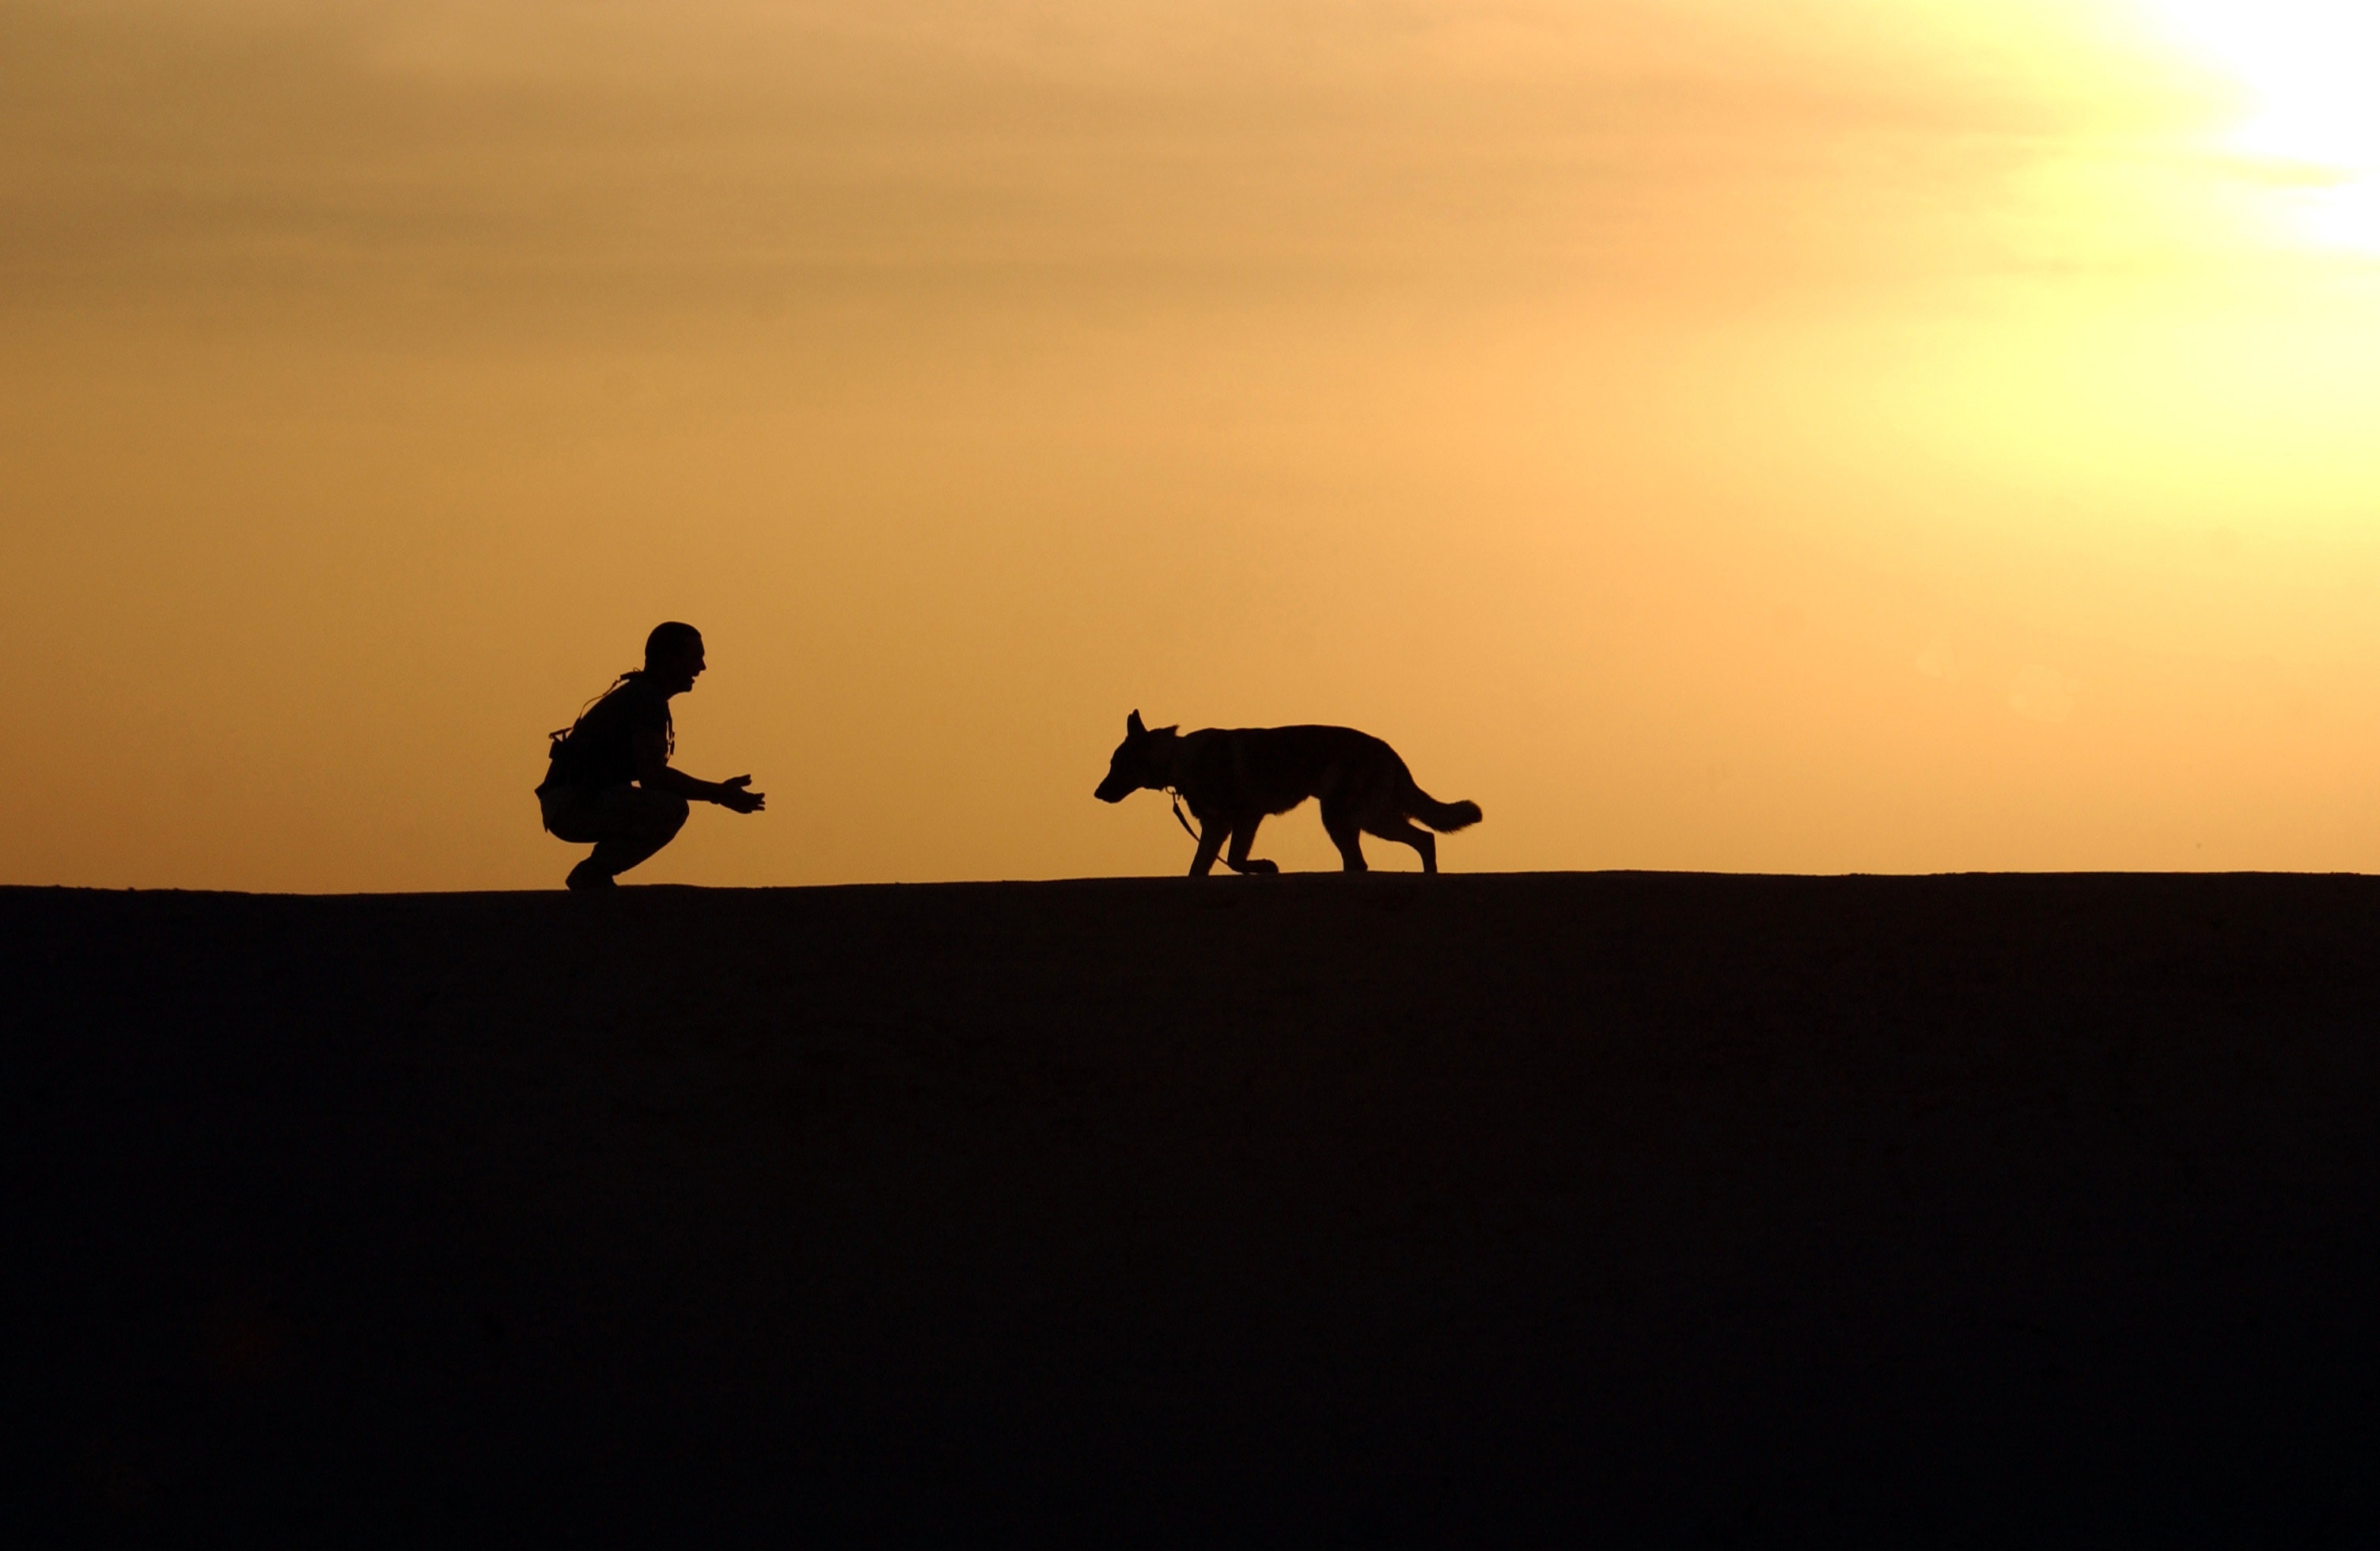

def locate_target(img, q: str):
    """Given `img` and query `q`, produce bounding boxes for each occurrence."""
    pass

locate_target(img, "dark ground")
[10,873,2380,1545]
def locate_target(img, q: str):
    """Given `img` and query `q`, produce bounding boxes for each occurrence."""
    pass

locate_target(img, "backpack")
[536,672,665,797]
[536,721,586,797]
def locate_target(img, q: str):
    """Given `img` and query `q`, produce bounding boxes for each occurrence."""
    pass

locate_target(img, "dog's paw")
[1237,858,1280,875]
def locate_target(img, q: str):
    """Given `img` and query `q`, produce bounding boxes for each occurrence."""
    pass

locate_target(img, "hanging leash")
[1166,787,1202,844]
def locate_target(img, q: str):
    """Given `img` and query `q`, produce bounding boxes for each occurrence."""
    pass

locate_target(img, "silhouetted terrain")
[12,874,2380,1543]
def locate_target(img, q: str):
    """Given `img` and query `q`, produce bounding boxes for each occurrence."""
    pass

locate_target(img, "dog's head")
[1095,709,1176,802]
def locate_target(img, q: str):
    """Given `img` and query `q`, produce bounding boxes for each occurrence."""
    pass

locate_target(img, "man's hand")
[715,775,765,814]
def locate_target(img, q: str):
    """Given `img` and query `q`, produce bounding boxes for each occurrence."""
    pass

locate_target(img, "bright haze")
[7,1,2379,889]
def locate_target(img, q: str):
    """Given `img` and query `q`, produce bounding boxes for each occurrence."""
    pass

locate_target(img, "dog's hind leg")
[1364,815,1438,874]
[1321,802,1369,872]
[1224,817,1278,875]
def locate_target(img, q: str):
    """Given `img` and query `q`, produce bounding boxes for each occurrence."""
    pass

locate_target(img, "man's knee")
[545,787,688,848]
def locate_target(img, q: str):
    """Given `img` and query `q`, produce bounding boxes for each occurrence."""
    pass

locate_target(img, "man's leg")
[558,787,691,888]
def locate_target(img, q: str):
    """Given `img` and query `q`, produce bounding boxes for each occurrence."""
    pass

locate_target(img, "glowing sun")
[2145,0,2380,248]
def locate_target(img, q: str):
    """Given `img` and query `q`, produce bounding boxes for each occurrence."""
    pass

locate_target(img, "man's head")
[644,621,706,696]
[1094,709,1176,802]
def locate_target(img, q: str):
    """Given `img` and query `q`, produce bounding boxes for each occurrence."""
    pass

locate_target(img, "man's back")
[543,676,670,794]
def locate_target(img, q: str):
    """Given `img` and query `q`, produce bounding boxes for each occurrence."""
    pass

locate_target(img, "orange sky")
[7,0,2380,889]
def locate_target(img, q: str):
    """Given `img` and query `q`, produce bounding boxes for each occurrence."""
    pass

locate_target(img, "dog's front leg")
[1224,817,1277,875]
[1188,817,1228,877]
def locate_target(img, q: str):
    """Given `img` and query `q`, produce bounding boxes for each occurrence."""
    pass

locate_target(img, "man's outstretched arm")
[633,731,766,813]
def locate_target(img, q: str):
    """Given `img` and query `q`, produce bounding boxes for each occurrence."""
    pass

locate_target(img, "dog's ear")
[1127,709,1146,737]
[1158,725,1180,738]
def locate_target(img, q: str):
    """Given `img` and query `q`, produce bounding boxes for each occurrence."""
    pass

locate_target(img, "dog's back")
[1170,725,1412,819]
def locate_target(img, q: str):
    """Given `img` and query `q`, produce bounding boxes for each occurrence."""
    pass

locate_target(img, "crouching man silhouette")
[537,621,765,889]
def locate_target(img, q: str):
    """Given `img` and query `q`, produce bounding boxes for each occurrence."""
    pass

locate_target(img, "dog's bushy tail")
[1408,783,1483,833]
